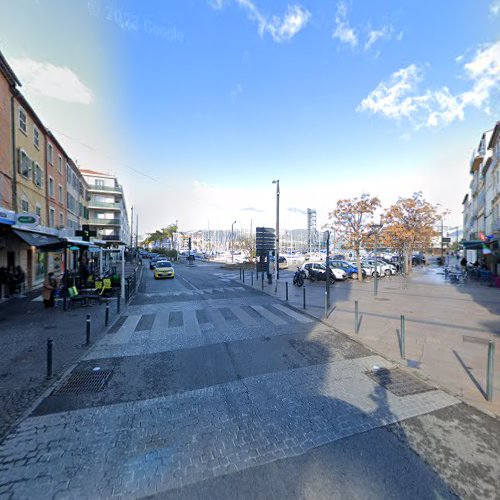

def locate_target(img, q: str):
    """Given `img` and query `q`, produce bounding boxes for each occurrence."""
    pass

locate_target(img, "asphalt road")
[0,261,498,499]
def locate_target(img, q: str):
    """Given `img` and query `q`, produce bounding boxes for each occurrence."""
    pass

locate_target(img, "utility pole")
[273,180,280,280]
[231,220,237,263]
[130,206,134,248]
[440,219,444,260]
[325,230,331,307]
[136,213,138,249]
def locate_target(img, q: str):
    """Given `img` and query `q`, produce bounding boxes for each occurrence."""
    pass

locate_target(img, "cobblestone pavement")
[0,355,457,499]
[0,262,487,499]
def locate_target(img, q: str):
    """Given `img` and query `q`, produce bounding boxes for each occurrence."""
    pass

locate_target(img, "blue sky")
[1,0,499,235]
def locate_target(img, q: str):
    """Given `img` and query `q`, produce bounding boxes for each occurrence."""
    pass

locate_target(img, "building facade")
[45,131,67,230]
[80,170,129,246]
[463,121,500,274]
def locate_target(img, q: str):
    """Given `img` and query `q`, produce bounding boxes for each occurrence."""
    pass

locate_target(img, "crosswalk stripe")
[230,306,258,327]
[250,305,286,326]
[108,315,142,344]
[272,304,313,323]
[206,308,229,331]
[183,310,202,337]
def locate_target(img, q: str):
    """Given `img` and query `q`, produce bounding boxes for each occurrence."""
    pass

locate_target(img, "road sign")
[256,227,275,252]
[442,237,451,243]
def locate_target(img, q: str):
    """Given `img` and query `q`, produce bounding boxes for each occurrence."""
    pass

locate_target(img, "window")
[35,204,42,217]
[96,179,105,187]
[47,143,53,164]
[19,107,27,134]
[21,198,29,212]
[49,177,54,197]
[33,127,40,149]
[33,163,43,187]
[18,149,31,177]
[58,185,63,203]
[49,207,55,227]
[57,155,62,173]
[59,213,64,227]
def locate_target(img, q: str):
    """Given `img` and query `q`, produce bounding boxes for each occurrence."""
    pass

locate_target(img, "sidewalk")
[241,266,500,416]
[0,264,141,442]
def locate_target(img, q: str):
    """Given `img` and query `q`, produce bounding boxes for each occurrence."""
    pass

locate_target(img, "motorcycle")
[293,267,305,287]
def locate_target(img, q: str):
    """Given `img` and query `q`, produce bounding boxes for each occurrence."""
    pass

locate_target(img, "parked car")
[362,259,397,276]
[349,261,380,277]
[154,260,175,279]
[278,256,288,269]
[301,262,347,281]
[329,260,366,279]
[150,258,160,270]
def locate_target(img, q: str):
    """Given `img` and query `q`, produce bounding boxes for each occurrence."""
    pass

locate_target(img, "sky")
[0,0,499,238]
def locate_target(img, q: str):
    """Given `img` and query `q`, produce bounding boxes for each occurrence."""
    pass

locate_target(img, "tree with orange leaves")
[382,192,441,272]
[328,194,381,281]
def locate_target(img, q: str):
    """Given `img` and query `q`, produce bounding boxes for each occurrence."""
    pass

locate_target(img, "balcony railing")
[87,184,122,193]
[88,218,121,225]
[87,201,121,209]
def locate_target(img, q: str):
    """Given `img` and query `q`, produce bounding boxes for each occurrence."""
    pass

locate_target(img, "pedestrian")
[14,266,25,294]
[460,257,467,271]
[42,272,56,308]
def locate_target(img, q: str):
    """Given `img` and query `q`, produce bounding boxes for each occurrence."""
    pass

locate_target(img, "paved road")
[0,262,498,499]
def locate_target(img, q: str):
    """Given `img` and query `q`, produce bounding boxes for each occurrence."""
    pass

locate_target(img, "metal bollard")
[240,268,242,280]
[355,300,359,334]
[324,291,328,318]
[117,294,121,314]
[46,337,53,379]
[261,271,264,290]
[251,272,254,286]
[86,314,91,346]
[303,286,306,309]
[486,340,495,401]
[243,269,245,283]
[105,303,110,327]
[286,281,289,301]
[400,315,406,359]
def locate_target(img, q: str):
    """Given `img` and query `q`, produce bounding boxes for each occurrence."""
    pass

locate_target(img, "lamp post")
[231,220,237,263]
[324,230,331,308]
[370,223,383,297]
[272,180,280,280]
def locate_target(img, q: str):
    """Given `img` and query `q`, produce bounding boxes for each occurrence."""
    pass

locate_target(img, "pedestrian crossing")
[85,303,314,360]
[141,286,246,298]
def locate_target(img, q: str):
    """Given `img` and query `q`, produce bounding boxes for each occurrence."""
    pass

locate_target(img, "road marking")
[272,304,313,324]
[230,306,258,327]
[184,310,202,337]
[179,276,200,291]
[207,308,229,331]
[108,315,142,344]
[251,305,286,326]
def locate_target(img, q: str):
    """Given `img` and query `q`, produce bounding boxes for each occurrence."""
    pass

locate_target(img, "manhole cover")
[366,368,432,396]
[52,369,113,394]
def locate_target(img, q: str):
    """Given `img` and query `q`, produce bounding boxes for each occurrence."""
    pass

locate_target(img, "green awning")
[461,240,488,250]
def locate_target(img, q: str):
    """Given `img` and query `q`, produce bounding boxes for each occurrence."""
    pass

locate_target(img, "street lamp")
[323,230,331,312]
[272,180,280,281]
[231,220,237,263]
[369,223,383,297]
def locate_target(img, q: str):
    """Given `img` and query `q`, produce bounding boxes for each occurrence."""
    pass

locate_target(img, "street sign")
[442,237,451,243]
[256,227,275,252]
[15,213,40,227]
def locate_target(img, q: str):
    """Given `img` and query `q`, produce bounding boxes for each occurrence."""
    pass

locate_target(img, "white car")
[301,262,347,281]
[363,259,397,276]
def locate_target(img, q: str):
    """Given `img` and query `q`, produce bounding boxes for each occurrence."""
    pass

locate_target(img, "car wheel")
[351,272,358,280]
[385,269,391,276]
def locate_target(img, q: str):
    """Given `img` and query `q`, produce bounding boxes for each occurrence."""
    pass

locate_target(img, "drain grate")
[52,369,113,394]
[366,368,432,397]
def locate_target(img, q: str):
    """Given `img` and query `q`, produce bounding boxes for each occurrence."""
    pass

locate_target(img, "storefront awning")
[462,240,488,250]
[61,238,91,248]
[12,229,61,249]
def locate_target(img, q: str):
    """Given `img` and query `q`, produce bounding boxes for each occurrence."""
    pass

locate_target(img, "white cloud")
[210,1,310,43]
[490,0,500,16]
[357,40,500,129]
[364,24,392,51]
[332,0,357,47]
[11,57,93,104]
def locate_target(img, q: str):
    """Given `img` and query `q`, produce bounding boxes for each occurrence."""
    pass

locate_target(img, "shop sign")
[0,208,16,225]
[15,213,40,227]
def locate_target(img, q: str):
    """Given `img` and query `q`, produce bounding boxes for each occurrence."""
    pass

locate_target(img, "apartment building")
[463,121,500,273]
[65,158,88,232]
[80,169,129,245]
[45,131,68,230]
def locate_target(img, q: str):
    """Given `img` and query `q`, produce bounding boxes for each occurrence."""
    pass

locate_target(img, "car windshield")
[156,261,172,267]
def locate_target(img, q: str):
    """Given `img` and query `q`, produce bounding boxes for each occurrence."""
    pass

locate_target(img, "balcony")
[470,148,484,174]
[87,183,123,193]
[87,201,121,209]
[88,218,121,226]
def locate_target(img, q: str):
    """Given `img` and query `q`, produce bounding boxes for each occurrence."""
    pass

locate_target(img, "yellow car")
[153,260,175,279]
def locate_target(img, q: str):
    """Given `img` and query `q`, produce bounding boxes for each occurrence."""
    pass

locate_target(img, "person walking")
[42,272,56,308]
[460,257,467,271]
